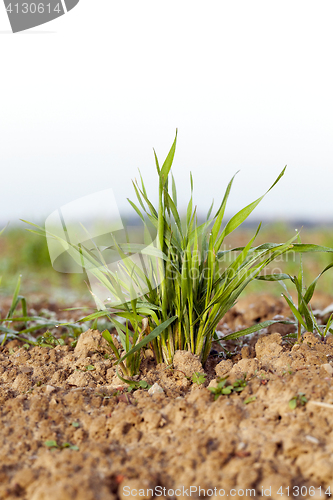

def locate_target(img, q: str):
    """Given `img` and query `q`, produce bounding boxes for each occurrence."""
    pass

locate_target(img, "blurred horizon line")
[2,215,333,230]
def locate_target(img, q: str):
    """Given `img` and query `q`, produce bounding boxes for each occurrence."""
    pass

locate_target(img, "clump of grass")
[25,132,333,375]
[75,131,296,367]
[100,317,176,381]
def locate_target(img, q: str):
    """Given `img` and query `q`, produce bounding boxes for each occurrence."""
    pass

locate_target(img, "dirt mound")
[1,297,333,499]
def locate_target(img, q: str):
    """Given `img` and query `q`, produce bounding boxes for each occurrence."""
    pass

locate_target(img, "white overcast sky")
[0,1,333,228]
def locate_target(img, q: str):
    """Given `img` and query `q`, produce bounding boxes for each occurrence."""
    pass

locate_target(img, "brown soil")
[1,295,333,499]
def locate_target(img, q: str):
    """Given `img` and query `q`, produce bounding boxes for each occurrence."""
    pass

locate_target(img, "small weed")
[127,380,151,392]
[244,396,256,404]
[71,422,80,428]
[233,375,248,392]
[208,374,247,400]
[44,440,79,451]
[36,331,66,348]
[62,443,80,451]
[289,392,308,410]
[85,365,95,371]
[192,372,207,385]
[209,379,234,399]
[44,440,57,448]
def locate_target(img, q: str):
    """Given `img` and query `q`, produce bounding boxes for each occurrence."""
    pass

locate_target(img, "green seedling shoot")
[192,372,207,385]
[208,374,247,400]
[289,392,307,410]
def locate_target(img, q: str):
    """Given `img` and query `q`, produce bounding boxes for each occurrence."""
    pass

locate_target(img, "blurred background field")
[0,225,91,304]
[1,221,333,306]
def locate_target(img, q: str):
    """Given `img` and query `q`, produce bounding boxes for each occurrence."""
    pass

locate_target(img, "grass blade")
[222,319,294,341]
[160,130,178,186]
[115,316,177,364]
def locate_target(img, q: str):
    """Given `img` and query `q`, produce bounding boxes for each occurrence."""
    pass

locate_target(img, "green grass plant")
[24,132,333,375]
[257,234,333,343]
[78,132,297,366]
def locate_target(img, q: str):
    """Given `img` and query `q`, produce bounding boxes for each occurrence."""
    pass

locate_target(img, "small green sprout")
[44,440,58,448]
[208,378,233,400]
[44,440,79,451]
[289,392,308,410]
[62,443,79,451]
[127,380,151,392]
[244,396,256,404]
[232,374,248,392]
[208,374,247,400]
[71,422,80,428]
[86,365,95,371]
[192,372,207,385]
[36,331,66,348]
